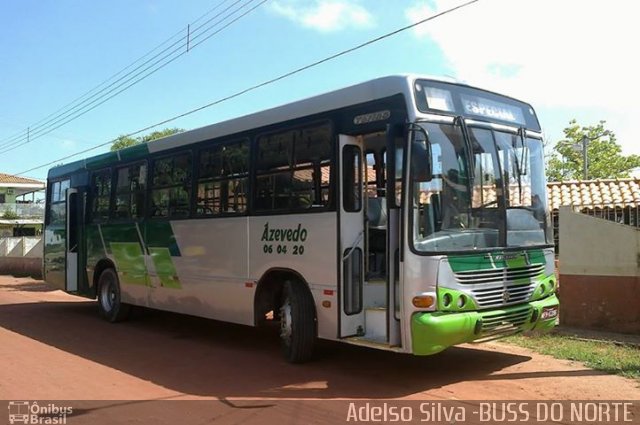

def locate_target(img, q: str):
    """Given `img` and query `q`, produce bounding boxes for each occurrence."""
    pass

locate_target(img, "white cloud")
[271,0,374,32]
[406,0,640,151]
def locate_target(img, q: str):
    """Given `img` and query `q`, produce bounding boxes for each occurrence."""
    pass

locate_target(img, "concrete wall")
[0,257,42,278]
[0,236,42,278]
[559,206,640,334]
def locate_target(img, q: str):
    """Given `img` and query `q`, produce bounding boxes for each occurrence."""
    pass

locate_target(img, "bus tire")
[279,280,316,363]
[97,268,131,323]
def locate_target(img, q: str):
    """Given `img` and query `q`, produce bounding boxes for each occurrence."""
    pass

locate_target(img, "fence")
[0,202,45,219]
[0,236,42,257]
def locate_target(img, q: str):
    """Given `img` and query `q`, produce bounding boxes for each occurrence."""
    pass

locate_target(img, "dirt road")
[0,275,638,423]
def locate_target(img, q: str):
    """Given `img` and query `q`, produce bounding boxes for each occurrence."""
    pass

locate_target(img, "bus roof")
[147,74,426,154]
[47,74,532,178]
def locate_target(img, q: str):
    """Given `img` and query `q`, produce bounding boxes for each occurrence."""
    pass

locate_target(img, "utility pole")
[582,135,588,180]
[580,131,610,180]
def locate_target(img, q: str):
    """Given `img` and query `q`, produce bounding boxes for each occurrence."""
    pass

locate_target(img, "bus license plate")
[541,306,558,320]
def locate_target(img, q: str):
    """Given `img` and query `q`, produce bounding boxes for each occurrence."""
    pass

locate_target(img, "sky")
[0,0,637,181]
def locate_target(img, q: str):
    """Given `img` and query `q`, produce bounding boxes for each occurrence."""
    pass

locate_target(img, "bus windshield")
[411,121,549,253]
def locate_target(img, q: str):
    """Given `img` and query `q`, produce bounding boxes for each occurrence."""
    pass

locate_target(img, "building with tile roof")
[0,173,44,186]
[0,173,46,237]
[0,173,45,203]
[547,178,640,210]
[546,178,640,254]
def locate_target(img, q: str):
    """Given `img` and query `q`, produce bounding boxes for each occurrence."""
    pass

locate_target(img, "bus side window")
[151,153,192,219]
[196,140,249,216]
[254,123,332,213]
[46,180,69,226]
[90,169,112,222]
[342,145,362,212]
[114,162,147,220]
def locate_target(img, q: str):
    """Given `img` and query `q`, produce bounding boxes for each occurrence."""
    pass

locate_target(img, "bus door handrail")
[342,230,364,262]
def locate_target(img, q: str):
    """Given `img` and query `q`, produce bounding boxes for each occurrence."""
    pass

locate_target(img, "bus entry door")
[338,135,366,337]
[65,188,79,293]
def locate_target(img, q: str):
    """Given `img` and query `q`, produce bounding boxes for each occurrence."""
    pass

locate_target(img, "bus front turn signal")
[412,295,435,308]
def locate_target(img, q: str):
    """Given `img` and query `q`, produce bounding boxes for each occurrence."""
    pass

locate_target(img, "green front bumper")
[411,295,559,355]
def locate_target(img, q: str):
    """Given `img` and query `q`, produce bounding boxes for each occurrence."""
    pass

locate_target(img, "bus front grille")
[452,264,544,308]
[470,282,537,308]
[476,305,532,341]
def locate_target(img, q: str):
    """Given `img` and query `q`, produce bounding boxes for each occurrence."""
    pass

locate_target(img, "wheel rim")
[100,274,117,313]
[280,297,292,346]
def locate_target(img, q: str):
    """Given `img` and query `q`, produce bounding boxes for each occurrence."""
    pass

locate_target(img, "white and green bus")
[44,75,559,363]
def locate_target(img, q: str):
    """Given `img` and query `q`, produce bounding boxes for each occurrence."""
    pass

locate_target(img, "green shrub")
[1,209,20,220]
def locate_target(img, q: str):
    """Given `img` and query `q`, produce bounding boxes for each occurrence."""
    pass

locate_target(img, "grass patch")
[505,333,640,381]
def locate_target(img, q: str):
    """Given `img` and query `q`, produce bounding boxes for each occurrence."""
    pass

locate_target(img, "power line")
[0,0,233,149]
[0,0,261,153]
[0,0,260,154]
[16,0,479,176]
[0,0,236,149]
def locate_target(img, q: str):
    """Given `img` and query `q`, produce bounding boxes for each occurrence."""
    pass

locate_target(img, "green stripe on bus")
[146,221,182,256]
[118,143,151,162]
[149,247,181,289]
[110,242,148,286]
[85,151,119,170]
[448,249,545,273]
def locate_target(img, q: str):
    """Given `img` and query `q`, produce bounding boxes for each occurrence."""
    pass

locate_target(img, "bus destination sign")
[460,94,525,125]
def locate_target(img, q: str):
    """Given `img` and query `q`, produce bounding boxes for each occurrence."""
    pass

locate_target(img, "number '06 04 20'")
[263,244,304,255]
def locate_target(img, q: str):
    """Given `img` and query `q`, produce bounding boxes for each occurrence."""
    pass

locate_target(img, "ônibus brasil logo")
[8,401,73,424]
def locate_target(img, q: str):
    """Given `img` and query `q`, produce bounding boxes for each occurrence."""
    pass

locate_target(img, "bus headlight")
[457,295,467,308]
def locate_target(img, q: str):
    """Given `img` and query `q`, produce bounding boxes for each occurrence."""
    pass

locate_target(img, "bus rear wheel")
[97,268,131,323]
[279,280,316,363]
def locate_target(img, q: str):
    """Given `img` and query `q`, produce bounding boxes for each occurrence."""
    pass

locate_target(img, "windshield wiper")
[518,127,529,176]
[454,116,475,187]
[513,127,528,205]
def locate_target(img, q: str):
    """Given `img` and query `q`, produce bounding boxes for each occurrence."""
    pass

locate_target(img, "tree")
[546,120,640,181]
[110,135,138,151]
[110,127,183,151]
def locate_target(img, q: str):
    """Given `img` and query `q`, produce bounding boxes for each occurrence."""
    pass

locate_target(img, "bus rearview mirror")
[408,123,432,182]
[411,141,433,182]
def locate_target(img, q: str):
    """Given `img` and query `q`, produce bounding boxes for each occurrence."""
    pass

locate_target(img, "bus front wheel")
[279,280,316,363]
[97,268,131,323]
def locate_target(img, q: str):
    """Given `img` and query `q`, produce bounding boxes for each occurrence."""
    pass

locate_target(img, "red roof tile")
[0,173,44,185]
[547,178,640,209]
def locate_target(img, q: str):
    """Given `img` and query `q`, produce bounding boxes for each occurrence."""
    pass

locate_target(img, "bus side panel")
[87,222,150,307]
[248,212,338,341]
[149,217,253,326]
[85,223,104,294]
[401,248,441,354]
